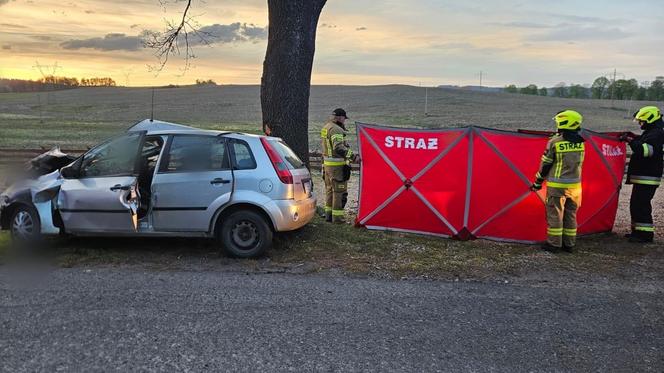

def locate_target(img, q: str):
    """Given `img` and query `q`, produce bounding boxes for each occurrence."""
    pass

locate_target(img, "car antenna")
[150,88,155,122]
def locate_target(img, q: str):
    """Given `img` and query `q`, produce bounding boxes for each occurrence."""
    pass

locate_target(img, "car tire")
[218,210,272,258]
[9,204,42,243]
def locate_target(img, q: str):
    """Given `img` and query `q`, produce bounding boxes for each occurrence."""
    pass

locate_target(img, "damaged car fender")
[0,170,64,235]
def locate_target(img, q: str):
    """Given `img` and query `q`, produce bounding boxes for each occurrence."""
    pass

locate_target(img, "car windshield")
[269,139,305,169]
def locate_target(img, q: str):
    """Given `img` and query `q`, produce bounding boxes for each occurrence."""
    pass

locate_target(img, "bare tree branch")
[144,0,211,74]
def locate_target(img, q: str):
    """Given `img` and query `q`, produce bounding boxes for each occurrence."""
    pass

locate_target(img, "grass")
[1,85,662,281]
[0,84,655,151]
[2,216,661,282]
[269,215,663,280]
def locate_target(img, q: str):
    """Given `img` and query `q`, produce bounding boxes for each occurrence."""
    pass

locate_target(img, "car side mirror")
[60,163,80,179]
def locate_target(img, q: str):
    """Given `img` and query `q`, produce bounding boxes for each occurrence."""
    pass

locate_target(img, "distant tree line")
[195,79,218,86]
[504,76,664,101]
[0,76,117,93]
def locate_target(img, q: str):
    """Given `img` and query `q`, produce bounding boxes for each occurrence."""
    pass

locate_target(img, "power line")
[32,60,62,79]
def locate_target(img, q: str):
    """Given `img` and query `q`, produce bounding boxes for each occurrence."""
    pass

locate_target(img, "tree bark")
[261,0,326,168]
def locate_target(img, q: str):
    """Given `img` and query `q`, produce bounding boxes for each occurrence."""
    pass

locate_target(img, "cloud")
[490,21,551,29]
[0,0,14,6]
[355,27,367,31]
[188,22,267,46]
[58,22,267,52]
[60,33,143,51]
[32,35,54,41]
[130,24,140,29]
[541,13,619,24]
[319,23,337,29]
[2,45,11,50]
[529,25,631,42]
[430,42,475,50]
[85,10,95,14]
[0,23,26,28]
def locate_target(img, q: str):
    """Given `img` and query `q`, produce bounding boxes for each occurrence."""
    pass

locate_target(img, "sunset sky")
[1,0,662,87]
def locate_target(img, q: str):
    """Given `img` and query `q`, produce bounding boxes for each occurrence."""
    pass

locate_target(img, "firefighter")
[620,106,664,243]
[530,110,585,253]
[321,108,358,223]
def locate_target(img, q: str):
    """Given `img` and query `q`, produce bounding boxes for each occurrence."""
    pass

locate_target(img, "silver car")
[0,120,316,257]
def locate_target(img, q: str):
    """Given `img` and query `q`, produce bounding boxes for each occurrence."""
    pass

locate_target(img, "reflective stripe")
[321,128,333,157]
[324,206,332,212]
[554,152,563,179]
[345,149,354,159]
[547,228,563,236]
[547,181,581,189]
[634,226,655,232]
[629,175,661,186]
[580,148,585,173]
[323,159,346,166]
[643,143,654,158]
[330,134,344,143]
[332,209,345,216]
[549,177,581,183]
[563,228,577,236]
[541,155,553,164]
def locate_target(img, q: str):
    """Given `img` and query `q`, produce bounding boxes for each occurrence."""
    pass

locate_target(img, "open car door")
[57,131,146,233]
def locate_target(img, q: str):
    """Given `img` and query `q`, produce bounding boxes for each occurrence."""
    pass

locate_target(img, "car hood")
[1,170,63,202]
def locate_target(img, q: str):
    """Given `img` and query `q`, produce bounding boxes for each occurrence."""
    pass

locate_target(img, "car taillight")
[260,137,293,184]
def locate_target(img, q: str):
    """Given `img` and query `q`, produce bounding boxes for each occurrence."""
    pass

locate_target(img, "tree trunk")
[261,0,326,168]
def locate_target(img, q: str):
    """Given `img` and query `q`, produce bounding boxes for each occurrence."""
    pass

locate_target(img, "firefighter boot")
[628,232,654,243]
[541,243,561,253]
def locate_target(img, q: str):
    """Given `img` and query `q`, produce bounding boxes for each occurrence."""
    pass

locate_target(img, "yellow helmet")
[633,106,661,124]
[554,110,583,131]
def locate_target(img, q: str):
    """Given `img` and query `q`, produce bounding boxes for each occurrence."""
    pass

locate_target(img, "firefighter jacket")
[626,120,664,187]
[535,131,585,189]
[321,121,354,166]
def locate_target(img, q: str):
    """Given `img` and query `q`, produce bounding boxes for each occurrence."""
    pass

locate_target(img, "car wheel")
[219,210,272,258]
[10,204,41,242]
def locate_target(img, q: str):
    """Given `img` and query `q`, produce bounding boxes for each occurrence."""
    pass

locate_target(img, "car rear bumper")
[266,196,317,231]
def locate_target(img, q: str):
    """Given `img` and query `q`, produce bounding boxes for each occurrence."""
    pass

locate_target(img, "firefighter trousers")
[323,165,348,223]
[630,184,658,240]
[545,187,581,248]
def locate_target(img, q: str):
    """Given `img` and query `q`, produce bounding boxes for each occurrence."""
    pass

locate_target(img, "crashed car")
[0,119,316,258]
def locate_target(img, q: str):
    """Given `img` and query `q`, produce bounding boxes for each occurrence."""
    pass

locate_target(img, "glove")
[530,181,543,191]
[619,132,636,142]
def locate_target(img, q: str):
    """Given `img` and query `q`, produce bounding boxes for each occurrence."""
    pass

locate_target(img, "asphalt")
[1,267,663,372]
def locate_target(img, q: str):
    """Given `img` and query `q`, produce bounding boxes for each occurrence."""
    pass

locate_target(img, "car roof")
[127,119,264,139]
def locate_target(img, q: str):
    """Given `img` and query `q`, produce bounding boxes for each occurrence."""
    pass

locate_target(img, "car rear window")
[231,140,257,170]
[269,139,305,169]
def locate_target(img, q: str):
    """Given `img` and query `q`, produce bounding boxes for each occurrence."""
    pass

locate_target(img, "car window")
[269,139,305,169]
[164,136,230,172]
[231,141,256,170]
[79,133,142,177]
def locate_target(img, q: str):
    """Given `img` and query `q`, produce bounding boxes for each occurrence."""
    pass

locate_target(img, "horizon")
[0,80,601,90]
[1,0,662,87]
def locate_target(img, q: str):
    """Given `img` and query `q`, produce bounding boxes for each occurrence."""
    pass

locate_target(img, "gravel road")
[1,267,662,372]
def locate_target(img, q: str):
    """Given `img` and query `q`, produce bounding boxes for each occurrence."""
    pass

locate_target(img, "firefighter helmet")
[554,110,583,131]
[633,106,661,124]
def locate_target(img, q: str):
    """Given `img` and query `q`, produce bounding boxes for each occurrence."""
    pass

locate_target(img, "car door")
[57,131,145,233]
[151,134,234,232]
